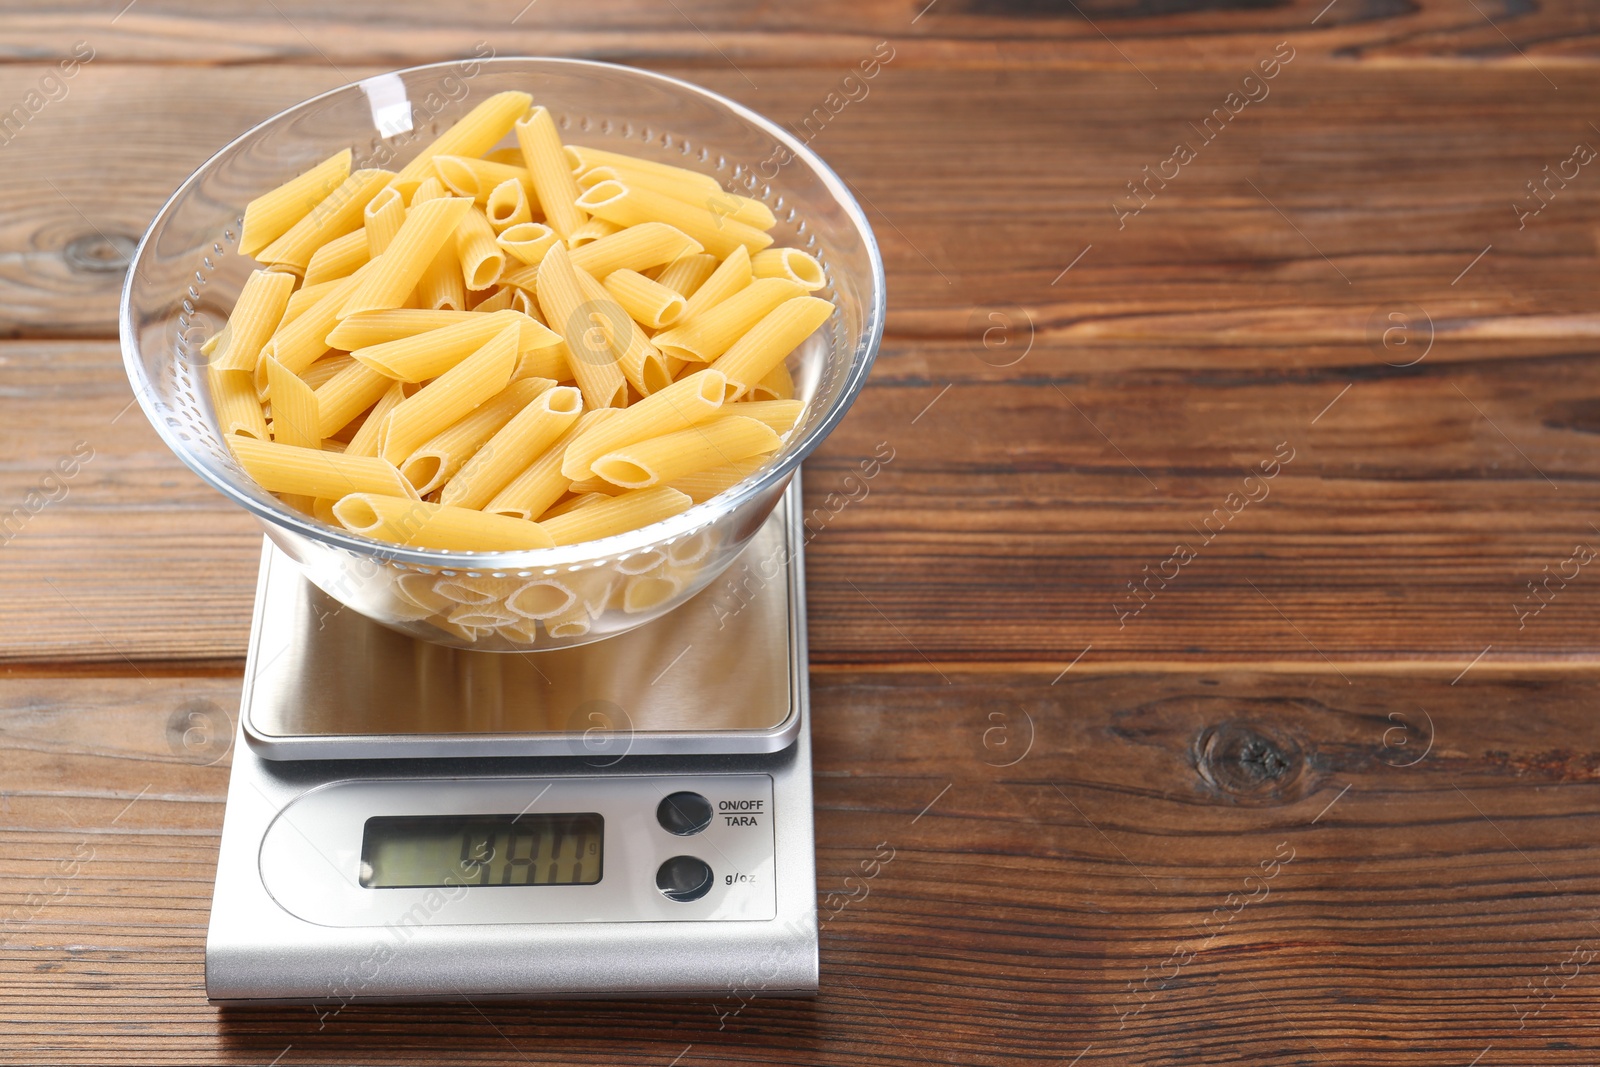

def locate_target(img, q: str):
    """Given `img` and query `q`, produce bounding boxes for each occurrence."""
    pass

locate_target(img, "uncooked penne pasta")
[484,178,533,232]
[577,165,775,230]
[434,156,532,204]
[484,408,617,521]
[541,491,613,520]
[210,366,271,439]
[496,221,558,266]
[751,247,826,291]
[654,253,719,299]
[681,245,752,319]
[231,437,416,500]
[381,323,519,465]
[260,266,369,384]
[257,169,393,272]
[393,91,533,196]
[280,277,340,325]
[351,309,556,382]
[517,106,586,239]
[571,265,672,395]
[589,414,780,489]
[363,186,406,257]
[417,241,467,311]
[327,308,480,350]
[240,149,351,257]
[566,218,621,247]
[666,455,765,503]
[441,385,583,509]
[333,493,554,551]
[576,180,772,259]
[604,268,686,329]
[455,207,505,291]
[411,175,449,203]
[559,369,727,480]
[302,227,370,287]
[712,297,834,400]
[345,381,405,458]
[301,353,356,391]
[651,278,804,363]
[568,222,704,279]
[537,243,627,409]
[564,145,723,194]
[537,486,693,546]
[730,398,804,434]
[211,269,295,373]
[264,356,321,448]
[399,378,552,494]
[315,360,392,438]
[341,196,472,317]
[749,359,794,401]
[472,286,515,313]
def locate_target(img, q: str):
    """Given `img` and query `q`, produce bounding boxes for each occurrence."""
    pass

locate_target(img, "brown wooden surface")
[4,2,1600,1063]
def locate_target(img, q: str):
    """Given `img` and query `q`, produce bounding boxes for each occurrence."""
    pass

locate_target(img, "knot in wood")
[63,232,134,274]
[1195,719,1304,799]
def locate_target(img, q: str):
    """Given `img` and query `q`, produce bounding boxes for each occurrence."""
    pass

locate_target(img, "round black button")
[655,855,713,902]
[656,791,713,836]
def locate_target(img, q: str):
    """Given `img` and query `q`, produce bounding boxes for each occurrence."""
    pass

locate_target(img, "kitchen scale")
[205,479,819,1003]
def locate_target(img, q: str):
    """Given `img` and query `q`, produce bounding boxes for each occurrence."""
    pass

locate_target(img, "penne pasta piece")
[334,493,554,551]
[455,207,505,291]
[730,398,805,434]
[280,277,340,325]
[485,145,526,167]
[751,247,826,291]
[363,186,406,257]
[410,175,448,203]
[200,321,230,360]
[575,180,772,259]
[541,491,612,519]
[498,262,540,291]
[301,352,356,391]
[603,268,687,329]
[544,604,592,639]
[749,359,794,401]
[666,455,765,504]
[472,286,514,313]
[399,378,553,494]
[392,91,533,196]
[211,269,295,373]
[231,436,417,500]
[712,296,834,400]
[517,106,586,239]
[577,165,775,229]
[568,222,704,279]
[589,414,780,489]
[381,323,519,465]
[484,408,616,520]
[433,156,532,204]
[209,366,271,439]
[559,369,727,480]
[257,169,394,272]
[417,241,467,311]
[496,222,557,266]
[264,356,321,448]
[653,253,719,298]
[484,178,533,232]
[566,218,621,247]
[680,245,752,320]
[536,243,627,409]
[302,227,370,287]
[259,266,370,385]
[537,486,693,546]
[351,309,558,382]
[564,145,722,193]
[505,578,577,621]
[345,381,406,458]
[441,385,584,509]
[651,278,804,363]
[240,149,352,257]
[571,265,672,395]
[327,308,482,350]
[508,287,543,323]
[315,360,393,438]
[340,196,472,317]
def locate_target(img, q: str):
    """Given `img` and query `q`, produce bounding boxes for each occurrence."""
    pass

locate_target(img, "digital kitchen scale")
[205,480,818,1003]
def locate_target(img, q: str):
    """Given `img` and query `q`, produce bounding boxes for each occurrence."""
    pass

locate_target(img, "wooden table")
[4,2,1600,1063]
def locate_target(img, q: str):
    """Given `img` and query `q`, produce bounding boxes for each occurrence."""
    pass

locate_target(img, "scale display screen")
[360,813,603,888]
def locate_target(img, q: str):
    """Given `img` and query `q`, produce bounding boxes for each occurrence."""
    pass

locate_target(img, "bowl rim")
[120,56,886,571]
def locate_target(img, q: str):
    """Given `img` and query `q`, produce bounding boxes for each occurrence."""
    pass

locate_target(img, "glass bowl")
[120,57,884,651]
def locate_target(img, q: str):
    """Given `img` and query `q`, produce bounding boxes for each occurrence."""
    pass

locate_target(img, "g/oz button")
[657,791,713,836]
[655,855,713,902]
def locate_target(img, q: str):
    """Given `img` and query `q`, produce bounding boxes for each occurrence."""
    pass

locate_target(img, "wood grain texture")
[2,671,1597,1064]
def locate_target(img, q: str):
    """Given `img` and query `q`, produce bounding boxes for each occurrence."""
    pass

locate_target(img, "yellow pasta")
[345,381,405,458]
[541,491,613,520]
[537,487,693,546]
[301,353,356,391]
[257,169,394,272]
[240,149,352,257]
[730,398,804,434]
[712,297,834,399]
[410,175,448,203]
[211,269,295,373]
[750,247,826,291]
[333,494,554,551]
[577,165,776,229]
[484,178,533,232]
[280,277,340,325]
[575,180,772,259]
[210,366,271,439]
[749,359,794,401]
[517,106,586,239]
[393,91,533,196]
[363,186,406,257]
[681,245,752,319]
[568,222,704,279]
[433,156,532,204]
[651,278,805,363]
[259,267,369,385]
[666,456,766,504]
[566,218,621,246]
[442,385,584,509]
[231,436,417,500]
[590,415,779,489]
[302,228,370,287]
[653,253,719,298]
[537,243,627,409]
[603,268,686,329]
[472,287,514,313]
[340,196,472,317]
[327,308,481,350]
[564,145,722,194]
[571,265,671,395]
[417,241,467,311]
[559,369,727,480]
[507,287,544,326]
[351,309,557,382]
[484,409,616,521]
[314,360,392,438]
[496,222,558,266]
[264,356,321,448]
[455,207,505,291]
[381,323,519,465]
[399,378,552,494]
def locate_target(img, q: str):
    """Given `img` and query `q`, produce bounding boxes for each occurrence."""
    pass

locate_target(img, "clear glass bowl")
[120,58,884,651]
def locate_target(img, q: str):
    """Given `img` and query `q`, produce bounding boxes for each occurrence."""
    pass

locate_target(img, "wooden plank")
[6,64,1600,339]
[2,0,1599,67]
[1,670,1597,1063]
[5,338,1600,667]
